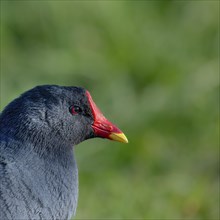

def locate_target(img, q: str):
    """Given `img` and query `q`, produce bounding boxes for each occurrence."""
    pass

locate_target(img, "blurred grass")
[0,1,219,219]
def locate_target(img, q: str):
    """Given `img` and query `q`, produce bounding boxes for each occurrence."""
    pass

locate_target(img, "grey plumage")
[0,85,94,219]
[0,136,78,219]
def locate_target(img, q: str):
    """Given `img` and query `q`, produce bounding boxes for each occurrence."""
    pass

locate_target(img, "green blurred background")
[1,1,219,219]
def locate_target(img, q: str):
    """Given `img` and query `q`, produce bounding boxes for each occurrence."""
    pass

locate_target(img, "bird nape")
[0,85,128,220]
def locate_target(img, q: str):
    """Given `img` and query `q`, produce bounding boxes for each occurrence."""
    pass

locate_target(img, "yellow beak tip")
[109,132,128,144]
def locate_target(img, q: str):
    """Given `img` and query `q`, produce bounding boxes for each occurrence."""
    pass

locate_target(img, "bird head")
[0,85,128,147]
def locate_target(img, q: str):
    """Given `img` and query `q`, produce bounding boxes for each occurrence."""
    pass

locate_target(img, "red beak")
[86,91,128,143]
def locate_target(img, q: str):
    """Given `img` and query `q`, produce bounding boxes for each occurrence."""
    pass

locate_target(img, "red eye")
[69,105,82,115]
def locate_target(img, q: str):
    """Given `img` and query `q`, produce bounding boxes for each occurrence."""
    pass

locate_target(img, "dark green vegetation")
[1,1,219,219]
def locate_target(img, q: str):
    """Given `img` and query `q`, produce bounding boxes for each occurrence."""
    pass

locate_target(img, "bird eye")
[69,105,82,115]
